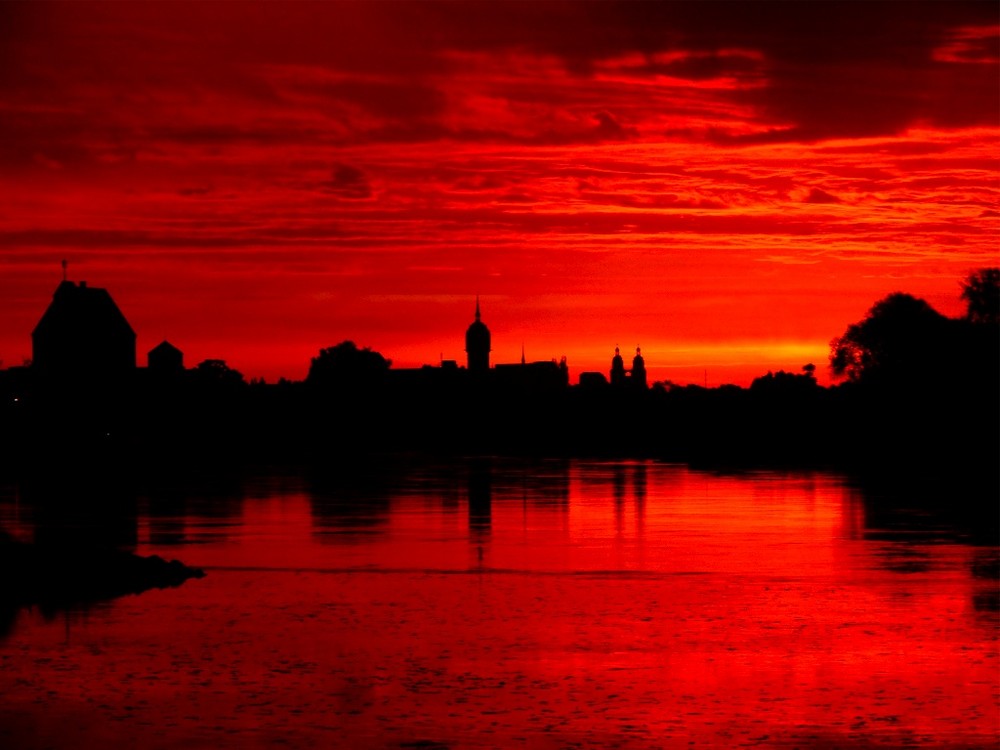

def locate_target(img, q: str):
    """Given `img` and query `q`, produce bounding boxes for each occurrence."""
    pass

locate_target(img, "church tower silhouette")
[632,346,647,389]
[465,296,491,372]
[610,346,626,387]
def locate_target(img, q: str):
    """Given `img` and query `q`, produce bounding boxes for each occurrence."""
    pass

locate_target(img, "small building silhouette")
[32,280,136,381]
[465,297,491,372]
[148,340,184,374]
[494,359,567,391]
[579,371,609,389]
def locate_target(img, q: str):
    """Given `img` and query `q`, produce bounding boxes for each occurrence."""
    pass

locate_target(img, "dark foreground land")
[4,368,996,493]
[3,279,997,502]
[0,530,204,637]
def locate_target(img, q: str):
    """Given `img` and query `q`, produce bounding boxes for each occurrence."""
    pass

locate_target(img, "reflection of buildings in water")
[307,469,394,542]
[971,549,1000,615]
[18,474,139,550]
[145,504,187,547]
[8,469,258,551]
[300,458,571,545]
[467,460,492,570]
[440,478,462,512]
[467,459,492,535]
[613,464,626,536]
[0,472,212,639]
[465,458,573,539]
[634,462,647,535]
[493,459,570,509]
[612,464,627,505]
[839,486,866,542]
[460,458,573,549]
[846,477,999,619]
[142,474,246,546]
[578,461,650,539]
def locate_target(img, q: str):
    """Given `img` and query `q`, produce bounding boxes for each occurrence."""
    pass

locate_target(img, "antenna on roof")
[61,259,68,282]
[521,342,525,365]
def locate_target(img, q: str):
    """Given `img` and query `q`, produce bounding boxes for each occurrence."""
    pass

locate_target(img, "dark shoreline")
[0,532,204,637]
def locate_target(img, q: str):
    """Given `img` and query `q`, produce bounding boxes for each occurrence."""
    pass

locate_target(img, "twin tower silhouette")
[465,296,646,389]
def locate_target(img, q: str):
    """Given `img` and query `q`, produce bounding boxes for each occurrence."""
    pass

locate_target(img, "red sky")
[0,1,996,385]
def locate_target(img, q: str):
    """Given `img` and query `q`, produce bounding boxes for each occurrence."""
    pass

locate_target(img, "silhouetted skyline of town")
[24,276,653,391]
[0,270,995,498]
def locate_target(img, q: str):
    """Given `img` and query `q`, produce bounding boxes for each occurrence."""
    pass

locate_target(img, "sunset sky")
[1,1,996,385]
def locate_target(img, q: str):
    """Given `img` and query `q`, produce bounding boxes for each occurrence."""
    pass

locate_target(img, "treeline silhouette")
[0,271,996,500]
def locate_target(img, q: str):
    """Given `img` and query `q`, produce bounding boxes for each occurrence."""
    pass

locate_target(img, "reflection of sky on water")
[0,460,995,748]
[0,459,995,588]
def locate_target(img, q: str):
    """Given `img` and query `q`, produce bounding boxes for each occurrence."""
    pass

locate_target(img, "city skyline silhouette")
[2,267,995,492]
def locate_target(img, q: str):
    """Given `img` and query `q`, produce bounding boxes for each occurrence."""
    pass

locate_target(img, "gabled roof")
[149,340,181,355]
[32,281,136,340]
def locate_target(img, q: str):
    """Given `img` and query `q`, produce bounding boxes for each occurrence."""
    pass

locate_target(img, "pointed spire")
[475,294,481,321]
[61,259,68,282]
[521,342,526,365]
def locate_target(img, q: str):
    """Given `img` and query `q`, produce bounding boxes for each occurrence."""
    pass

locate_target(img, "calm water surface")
[0,459,996,748]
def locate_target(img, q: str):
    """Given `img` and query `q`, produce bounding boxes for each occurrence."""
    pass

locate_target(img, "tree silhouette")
[961,268,999,325]
[193,359,246,387]
[307,341,391,388]
[830,293,950,384]
[750,367,818,394]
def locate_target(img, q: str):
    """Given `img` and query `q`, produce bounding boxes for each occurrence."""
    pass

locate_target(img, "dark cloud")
[935,24,1000,63]
[365,119,634,147]
[0,1,996,156]
[177,185,214,197]
[438,2,998,141]
[0,229,255,249]
[318,80,446,121]
[592,111,630,141]
[0,223,350,249]
[610,50,765,84]
[803,188,842,205]
[450,174,511,192]
[659,52,762,82]
[319,163,373,199]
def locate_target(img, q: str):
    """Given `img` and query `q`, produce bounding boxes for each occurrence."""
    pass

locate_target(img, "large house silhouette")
[32,279,136,382]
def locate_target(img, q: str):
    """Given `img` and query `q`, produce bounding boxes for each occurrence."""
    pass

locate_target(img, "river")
[0,458,996,748]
